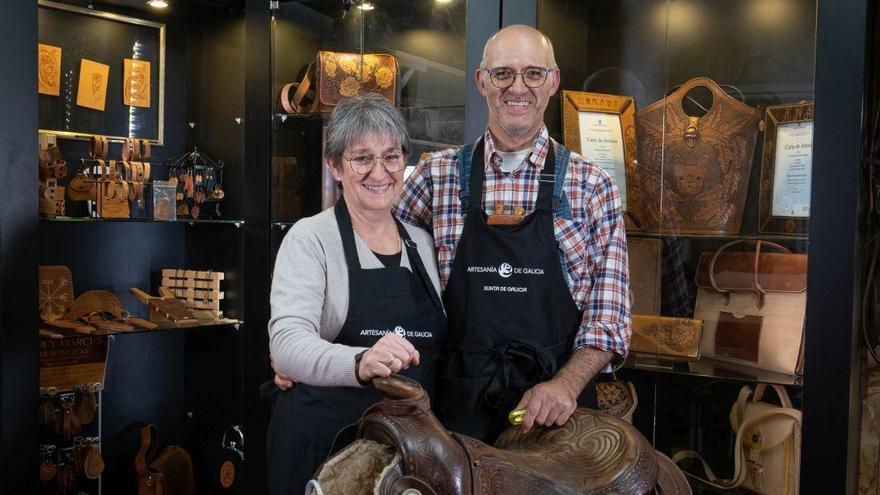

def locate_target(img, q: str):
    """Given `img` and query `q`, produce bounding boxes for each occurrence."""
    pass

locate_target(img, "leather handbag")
[631,314,703,361]
[693,240,807,375]
[135,424,196,495]
[280,50,398,113]
[673,383,801,495]
[68,171,96,201]
[635,77,762,234]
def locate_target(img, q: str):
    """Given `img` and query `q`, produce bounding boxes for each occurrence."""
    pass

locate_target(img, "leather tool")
[130,287,198,324]
[487,203,526,225]
[74,383,97,425]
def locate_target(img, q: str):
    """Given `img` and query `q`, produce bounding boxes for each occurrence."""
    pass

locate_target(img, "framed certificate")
[759,102,814,235]
[561,90,641,230]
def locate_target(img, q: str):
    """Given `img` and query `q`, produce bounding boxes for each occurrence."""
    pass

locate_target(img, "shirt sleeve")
[393,155,435,231]
[268,227,365,387]
[573,172,632,371]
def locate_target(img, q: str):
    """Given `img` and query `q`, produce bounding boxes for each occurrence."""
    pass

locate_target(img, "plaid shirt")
[394,127,631,366]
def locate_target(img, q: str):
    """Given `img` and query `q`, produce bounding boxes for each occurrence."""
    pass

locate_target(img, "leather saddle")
[310,374,691,495]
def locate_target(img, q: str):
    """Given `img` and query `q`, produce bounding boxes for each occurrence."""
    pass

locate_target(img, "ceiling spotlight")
[357,2,375,10]
[146,0,169,8]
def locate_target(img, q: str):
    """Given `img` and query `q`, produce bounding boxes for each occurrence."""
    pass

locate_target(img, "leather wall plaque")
[76,59,110,111]
[627,236,662,315]
[123,58,151,108]
[635,77,761,234]
[38,43,62,96]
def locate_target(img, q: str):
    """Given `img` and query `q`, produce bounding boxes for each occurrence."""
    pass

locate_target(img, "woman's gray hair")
[324,94,410,162]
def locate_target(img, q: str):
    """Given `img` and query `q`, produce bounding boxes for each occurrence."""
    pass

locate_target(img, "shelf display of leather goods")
[34,2,247,494]
[539,0,820,492]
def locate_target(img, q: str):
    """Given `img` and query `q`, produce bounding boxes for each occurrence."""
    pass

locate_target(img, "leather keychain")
[73,383,97,426]
[214,425,244,492]
[58,451,76,493]
[84,438,105,480]
[57,397,82,441]
[40,387,58,434]
[39,445,58,486]
[73,437,87,477]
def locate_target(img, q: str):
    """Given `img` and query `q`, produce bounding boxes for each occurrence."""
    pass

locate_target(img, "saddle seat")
[353,375,661,495]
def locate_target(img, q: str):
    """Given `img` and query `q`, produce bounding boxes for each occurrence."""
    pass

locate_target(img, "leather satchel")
[694,240,807,375]
[635,77,762,234]
[135,424,196,495]
[673,383,801,495]
[281,51,398,113]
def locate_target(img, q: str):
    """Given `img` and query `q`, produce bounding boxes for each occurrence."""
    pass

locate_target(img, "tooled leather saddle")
[309,374,690,495]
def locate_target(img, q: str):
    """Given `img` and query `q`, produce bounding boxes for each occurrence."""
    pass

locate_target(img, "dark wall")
[0,1,39,492]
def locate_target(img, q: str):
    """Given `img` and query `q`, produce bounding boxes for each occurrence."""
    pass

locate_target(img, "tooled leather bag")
[135,424,196,495]
[635,77,762,234]
[96,163,130,219]
[673,383,800,495]
[280,51,398,113]
[693,240,807,375]
[307,374,690,495]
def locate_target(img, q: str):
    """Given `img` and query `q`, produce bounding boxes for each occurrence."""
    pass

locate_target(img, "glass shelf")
[39,319,242,340]
[41,216,244,227]
[626,231,809,243]
[623,355,802,387]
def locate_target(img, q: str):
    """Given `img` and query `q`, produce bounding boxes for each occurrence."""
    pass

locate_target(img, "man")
[394,24,631,442]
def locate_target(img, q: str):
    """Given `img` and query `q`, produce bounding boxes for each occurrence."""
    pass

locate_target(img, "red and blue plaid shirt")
[393,127,631,366]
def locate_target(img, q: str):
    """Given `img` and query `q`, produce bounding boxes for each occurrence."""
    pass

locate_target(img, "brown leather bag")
[635,77,762,234]
[135,424,195,495]
[281,51,398,113]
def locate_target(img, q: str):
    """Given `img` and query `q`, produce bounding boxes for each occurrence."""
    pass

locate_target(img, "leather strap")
[135,424,158,476]
[280,82,297,114]
[141,140,151,160]
[143,162,151,181]
[89,136,107,159]
[290,63,318,113]
[708,239,792,309]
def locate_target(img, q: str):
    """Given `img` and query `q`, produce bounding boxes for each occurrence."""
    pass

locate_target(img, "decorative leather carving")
[596,380,638,424]
[635,77,761,234]
[631,315,704,361]
[314,374,670,494]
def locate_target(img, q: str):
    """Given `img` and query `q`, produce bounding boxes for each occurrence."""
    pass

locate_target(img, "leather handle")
[752,383,794,409]
[708,239,792,306]
[290,63,317,113]
[135,424,159,476]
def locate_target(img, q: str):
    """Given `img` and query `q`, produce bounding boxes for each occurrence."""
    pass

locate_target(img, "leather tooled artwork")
[281,51,398,114]
[596,380,638,424]
[627,236,662,315]
[307,374,692,495]
[631,314,704,361]
[694,240,807,375]
[635,77,761,234]
[39,265,74,319]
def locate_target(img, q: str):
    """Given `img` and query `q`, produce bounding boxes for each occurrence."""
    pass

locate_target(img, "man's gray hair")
[324,93,410,162]
[479,25,558,70]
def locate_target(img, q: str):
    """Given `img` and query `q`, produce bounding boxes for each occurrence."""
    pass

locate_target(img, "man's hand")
[514,347,614,433]
[514,377,580,433]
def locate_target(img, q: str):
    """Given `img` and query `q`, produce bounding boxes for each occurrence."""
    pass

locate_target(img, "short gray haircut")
[479,25,558,70]
[324,94,410,163]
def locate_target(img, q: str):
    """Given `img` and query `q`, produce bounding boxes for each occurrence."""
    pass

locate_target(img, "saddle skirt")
[312,374,666,495]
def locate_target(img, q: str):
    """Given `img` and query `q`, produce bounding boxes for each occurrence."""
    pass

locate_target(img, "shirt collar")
[482,126,551,173]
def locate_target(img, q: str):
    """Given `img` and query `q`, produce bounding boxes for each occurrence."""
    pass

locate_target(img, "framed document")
[39,0,165,144]
[759,102,814,235]
[561,90,641,229]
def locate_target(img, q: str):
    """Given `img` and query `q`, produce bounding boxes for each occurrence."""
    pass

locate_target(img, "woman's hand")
[270,354,295,391]
[357,334,420,382]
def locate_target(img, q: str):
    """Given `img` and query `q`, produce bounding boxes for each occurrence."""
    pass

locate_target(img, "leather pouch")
[97,179,130,219]
[68,171,97,202]
[136,424,196,495]
[631,314,703,360]
[635,76,761,234]
[674,383,801,495]
[281,51,398,113]
[693,240,807,375]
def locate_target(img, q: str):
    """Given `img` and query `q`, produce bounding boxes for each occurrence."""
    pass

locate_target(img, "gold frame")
[758,101,814,235]
[561,90,641,230]
[38,0,166,145]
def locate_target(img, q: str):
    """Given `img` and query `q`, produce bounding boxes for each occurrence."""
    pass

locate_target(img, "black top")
[372,250,402,268]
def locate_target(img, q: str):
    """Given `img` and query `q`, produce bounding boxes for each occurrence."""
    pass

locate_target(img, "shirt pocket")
[553,217,589,285]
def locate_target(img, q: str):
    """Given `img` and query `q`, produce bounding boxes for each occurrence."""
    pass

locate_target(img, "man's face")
[477,30,559,147]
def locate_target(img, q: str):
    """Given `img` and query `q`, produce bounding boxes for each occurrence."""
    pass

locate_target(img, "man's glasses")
[342,152,406,175]
[484,66,554,89]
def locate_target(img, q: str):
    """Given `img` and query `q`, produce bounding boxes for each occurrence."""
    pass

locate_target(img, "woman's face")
[331,133,405,216]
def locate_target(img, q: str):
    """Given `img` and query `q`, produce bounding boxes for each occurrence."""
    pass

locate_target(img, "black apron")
[437,138,596,443]
[267,198,446,495]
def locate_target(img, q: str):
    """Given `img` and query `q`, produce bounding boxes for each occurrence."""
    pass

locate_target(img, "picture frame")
[759,101,814,235]
[38,0,165,144]
[561,90,642,230]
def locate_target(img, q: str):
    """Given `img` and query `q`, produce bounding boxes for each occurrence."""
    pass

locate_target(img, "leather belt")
[89,137,108,159]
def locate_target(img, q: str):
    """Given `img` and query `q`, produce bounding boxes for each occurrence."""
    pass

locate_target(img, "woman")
[267,94,446,495]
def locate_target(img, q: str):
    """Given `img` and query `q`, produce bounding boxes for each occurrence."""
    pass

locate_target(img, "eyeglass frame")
[341,151,407,175]
[483,66,557,89]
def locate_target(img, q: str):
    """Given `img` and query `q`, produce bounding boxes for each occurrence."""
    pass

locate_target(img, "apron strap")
[396,219,444,311]
[334,196,362,274]
[535,143,557,212]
